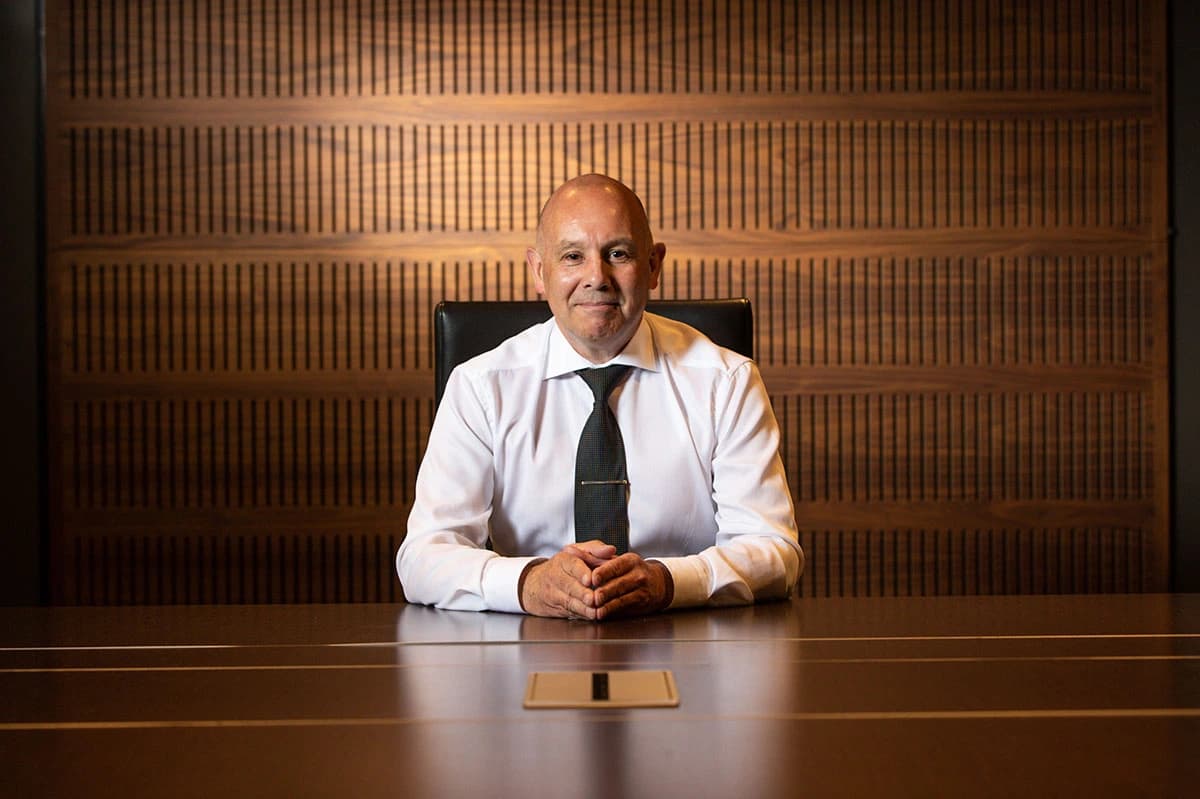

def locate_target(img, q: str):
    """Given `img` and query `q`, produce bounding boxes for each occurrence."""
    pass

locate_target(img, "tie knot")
[576,365,632,404]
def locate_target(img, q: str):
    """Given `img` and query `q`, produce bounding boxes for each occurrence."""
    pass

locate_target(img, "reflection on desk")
[1,594,1197,797]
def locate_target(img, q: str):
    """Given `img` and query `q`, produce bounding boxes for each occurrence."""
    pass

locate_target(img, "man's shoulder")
[644,312,752,374]
[452,317,551,383]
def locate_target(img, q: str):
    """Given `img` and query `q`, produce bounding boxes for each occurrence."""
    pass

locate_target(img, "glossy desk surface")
[1,594,1197,798]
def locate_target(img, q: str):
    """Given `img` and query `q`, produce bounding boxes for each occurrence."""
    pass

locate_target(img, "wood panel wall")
[43,0,1169,603]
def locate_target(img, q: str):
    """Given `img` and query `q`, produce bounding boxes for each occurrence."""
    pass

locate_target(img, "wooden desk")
[2,594,1197,797]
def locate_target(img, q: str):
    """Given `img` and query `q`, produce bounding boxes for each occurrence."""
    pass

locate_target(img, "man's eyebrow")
[552,239,586,254]
[551,237,638,256]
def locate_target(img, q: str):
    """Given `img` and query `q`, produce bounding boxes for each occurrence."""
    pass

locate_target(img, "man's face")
[527,179,664,362]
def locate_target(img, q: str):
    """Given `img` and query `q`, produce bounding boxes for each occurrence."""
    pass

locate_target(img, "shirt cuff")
[481,555,543,614]
[652,556,711,609]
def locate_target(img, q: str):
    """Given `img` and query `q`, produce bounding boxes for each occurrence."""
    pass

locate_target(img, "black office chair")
[434,299,754,405]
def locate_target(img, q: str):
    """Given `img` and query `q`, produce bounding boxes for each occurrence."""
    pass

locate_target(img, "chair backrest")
[434,299,754,405]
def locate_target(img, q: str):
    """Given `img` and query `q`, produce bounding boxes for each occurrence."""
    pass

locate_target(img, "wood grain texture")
[43,1,1168,603]
[57,0,1149,98]
[56,118,1149,236]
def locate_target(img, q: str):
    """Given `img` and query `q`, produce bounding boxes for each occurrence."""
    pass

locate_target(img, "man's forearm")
[654,535,802,608]
[397,534,539,613]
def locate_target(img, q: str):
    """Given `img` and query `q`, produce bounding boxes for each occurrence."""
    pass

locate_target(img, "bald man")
[397,175,802,620]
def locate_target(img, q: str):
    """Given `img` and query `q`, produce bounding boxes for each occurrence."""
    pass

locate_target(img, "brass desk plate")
[523,670,680,709]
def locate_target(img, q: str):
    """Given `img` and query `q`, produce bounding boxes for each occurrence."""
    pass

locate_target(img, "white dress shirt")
[396,312,803,613]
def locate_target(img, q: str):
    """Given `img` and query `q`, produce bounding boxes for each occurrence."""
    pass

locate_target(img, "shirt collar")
[543,313,658,380]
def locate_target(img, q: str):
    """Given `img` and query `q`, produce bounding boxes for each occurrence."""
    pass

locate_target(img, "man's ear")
[526,247,546,295]
[648,242,666,290]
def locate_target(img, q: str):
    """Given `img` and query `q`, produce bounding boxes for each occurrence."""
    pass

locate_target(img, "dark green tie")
[574,365,633,553]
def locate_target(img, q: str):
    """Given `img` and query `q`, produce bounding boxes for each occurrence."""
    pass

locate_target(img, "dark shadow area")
[1170,0,1200,591]
[0,2,45,604]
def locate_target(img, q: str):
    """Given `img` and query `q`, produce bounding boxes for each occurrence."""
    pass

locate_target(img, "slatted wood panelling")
[43,1,1168,603]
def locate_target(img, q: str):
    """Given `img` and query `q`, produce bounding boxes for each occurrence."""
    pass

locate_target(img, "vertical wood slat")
[63,0,1149,98]
[772,391,1149,505]
[794,527,1147,597]
[61,394,423,514]
[60,119,1150,237]
[59,254,1152,377]
[69,532,402,604]
[61,260,546,377]
[45,1,1167,602]
[63,390,1152,511]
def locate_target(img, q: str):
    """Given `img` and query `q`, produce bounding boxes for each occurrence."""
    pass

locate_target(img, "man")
[397,174,802,619]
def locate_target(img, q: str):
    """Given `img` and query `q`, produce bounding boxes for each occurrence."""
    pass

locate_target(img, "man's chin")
[570,319,627,346]
[578,325,622,343]
[571,305,623,328]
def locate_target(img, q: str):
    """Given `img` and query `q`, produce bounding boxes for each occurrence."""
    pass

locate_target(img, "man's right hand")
[519,541,617,619]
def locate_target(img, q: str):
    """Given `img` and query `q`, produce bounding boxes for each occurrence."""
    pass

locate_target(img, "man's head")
[527,174,666,363]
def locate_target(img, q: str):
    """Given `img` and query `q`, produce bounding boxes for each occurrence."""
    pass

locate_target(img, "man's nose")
[581,252,613,287]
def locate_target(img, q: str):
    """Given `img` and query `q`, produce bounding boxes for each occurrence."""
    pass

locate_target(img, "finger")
[593,567,649,607]
[594,561,670,617]
[551,554,601,605]
[575,551,615,572]
[549,587,595,619]
[556,551,597,588]
[524,557,596,617]
[591,553,640,586]
[595,587,652,620]
[571,540,619,562]
[561,547,608,575]
[561,593,599,620]
[535,580,596,620]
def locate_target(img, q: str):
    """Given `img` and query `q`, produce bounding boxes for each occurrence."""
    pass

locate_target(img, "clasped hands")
[519,540,674,620]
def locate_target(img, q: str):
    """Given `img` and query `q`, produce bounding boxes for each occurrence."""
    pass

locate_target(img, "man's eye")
[608,249,630,261]
[562,252,582,263]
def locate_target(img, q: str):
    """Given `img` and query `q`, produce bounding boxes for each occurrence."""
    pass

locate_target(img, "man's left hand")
[590,554,674,620]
